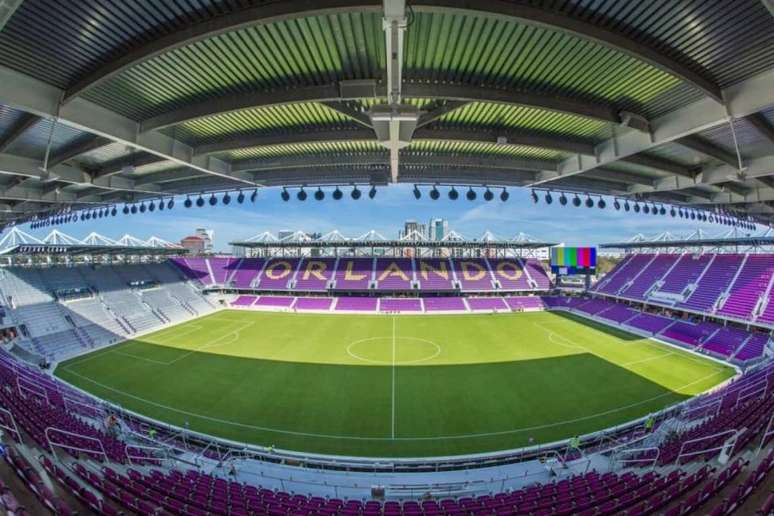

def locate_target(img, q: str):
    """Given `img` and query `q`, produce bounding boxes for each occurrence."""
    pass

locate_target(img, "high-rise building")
[428,218,449,241]
[194,228,214,252]
[399,220,426,240]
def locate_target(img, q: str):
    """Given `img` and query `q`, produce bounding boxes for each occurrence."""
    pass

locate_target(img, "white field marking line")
[533,322,588,352]
[345,337,441,365]
[622,352,675,367]
[536,320,727,373]
[109,350,171,366]
[57,367,726,441]
[391,316,396,440]
[164,321,256,365]
[102,321,255,367]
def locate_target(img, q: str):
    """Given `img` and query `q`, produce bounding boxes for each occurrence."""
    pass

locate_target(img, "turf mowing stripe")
[57,366,726,441]
[392,317,396,439]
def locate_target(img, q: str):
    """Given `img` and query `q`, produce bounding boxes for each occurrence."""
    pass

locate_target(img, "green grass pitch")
[55,310,735,457]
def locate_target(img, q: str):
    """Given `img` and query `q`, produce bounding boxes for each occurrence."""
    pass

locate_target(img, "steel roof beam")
[411,0,722,103]
[585,168,655,187]
[529,68,774,187]
[0,113,39,153]
[229,153,556,174]
[231,154,389,173]
[140,82,645,134]
[192,127,595,157]
[415,100,469,129]
[412,128,596,155]
[676,135,740,169]
[92,153,167,180]
[193,129,376,157]
[62,1,382,104]
[320,101,374,129]
[718,182,751,197]
[621,154,698,178]
[0,64,257,187]
[403,83,647,130]
[399,167,537,187]
[0,154,163,200]
[747,113,774,145]
[46,135,112,170]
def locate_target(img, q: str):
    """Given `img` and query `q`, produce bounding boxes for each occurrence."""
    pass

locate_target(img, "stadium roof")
[0,228,183,256]
[231,229,554,249]
[0,1,773,225]
[600,227,774,249]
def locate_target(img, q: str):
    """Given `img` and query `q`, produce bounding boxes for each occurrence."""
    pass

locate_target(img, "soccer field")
[55,310,735,457]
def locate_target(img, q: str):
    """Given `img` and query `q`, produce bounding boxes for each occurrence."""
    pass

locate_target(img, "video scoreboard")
[551,247,596,275]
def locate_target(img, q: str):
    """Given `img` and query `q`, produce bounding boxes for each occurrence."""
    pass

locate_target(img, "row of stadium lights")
[27,184,755,230]
[528,189,757,230]
[27,185,378,229]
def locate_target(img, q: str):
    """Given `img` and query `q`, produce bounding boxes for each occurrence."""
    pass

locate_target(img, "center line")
[391,316,396,439]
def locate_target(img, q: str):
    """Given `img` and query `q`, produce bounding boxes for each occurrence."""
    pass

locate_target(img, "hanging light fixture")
[429,185,440,200]
[500,188,509,202]
[368,185,377,199]
[333,187,343,200]
[559,193,568,206]
[466,187,477,201]
[483,188,494,201]
[237,190,245,204]
[544,191,553,204]
[314,187,325,201]
[351,186,362,200]
[281,188,290,201]
[297,187,307,201]
[222,192,231,205]
[208,193,217,206]
[413,185,421,199]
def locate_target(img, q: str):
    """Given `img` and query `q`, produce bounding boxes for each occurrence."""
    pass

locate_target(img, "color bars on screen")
[551,247,597,269]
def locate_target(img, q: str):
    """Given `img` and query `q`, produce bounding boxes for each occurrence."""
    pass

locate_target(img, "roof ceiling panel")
[404,11,687,117]
[435,102,612,140]
[647,142,716,168]
[83,12,385,120]
[406,140,565,161]
[166,102,358,146]
[0,0,252,88]
[3,118,90,160]
[561,0,774,88]
[221,140,385,161]
[700,119,774,160]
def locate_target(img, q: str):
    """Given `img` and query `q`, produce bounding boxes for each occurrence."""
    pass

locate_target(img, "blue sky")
[19,185,761,251]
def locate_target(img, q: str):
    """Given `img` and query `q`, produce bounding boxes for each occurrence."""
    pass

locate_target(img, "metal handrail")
[45,426,107,463]
[0,406,22,442]
[675,428,740,464]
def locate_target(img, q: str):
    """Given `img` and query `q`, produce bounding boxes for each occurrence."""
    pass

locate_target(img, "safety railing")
[125,443,169,466]
[0,406,22,442]
[734,378,768,408]
[675,428,740,465]
[757,413,774,456]
[16,375,50,405]
[45,427,107,463]
[610,446,660,470]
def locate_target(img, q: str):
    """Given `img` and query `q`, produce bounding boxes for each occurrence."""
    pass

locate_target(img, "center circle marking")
[346,336,441,365]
